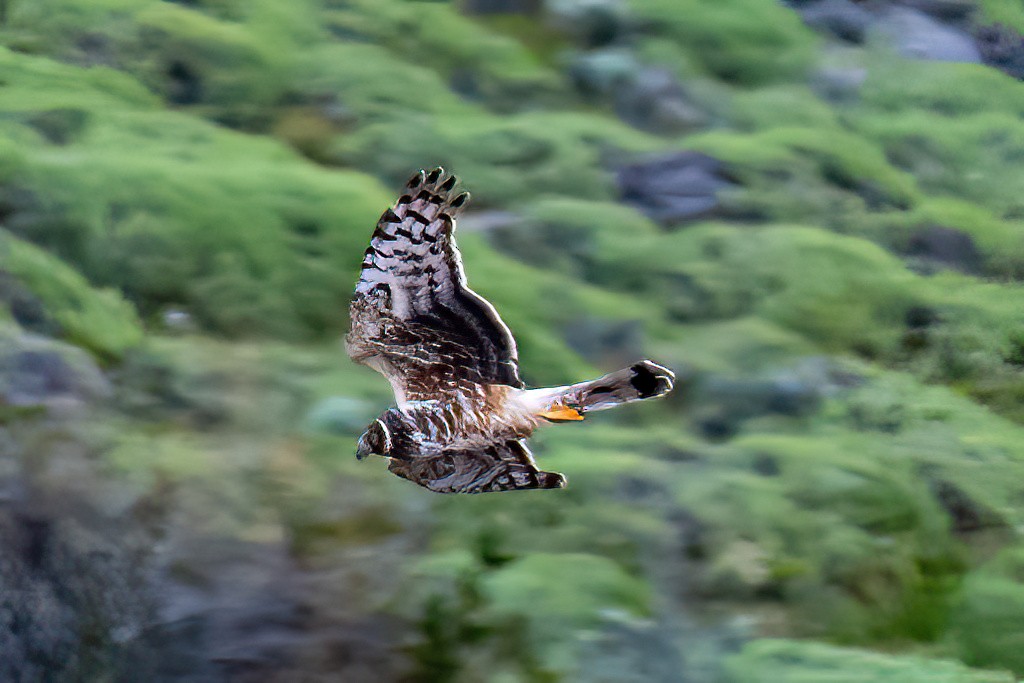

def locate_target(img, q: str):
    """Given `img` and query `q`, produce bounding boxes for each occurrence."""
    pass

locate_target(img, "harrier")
[347,168,675,493]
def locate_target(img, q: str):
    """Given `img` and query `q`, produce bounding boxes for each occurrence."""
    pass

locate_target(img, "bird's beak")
[355,435,372,461]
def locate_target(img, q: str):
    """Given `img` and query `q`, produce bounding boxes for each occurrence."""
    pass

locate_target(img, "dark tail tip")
[630,360,675,399]
[539,472,567,489]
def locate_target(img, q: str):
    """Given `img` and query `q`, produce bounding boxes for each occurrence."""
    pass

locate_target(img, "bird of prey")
[347,168,675,493]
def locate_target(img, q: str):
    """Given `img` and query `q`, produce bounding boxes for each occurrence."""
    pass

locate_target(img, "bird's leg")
[527,361,675,423]
[531,387,586,422]
[537,403,584,422]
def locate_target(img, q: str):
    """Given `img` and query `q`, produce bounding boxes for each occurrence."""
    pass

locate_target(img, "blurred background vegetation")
[4,0,1024,681]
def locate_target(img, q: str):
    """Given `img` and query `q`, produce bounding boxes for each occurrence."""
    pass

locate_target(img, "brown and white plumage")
[347,168,674,494]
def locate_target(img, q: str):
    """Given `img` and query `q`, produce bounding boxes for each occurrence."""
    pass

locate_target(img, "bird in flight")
[347,168,675,493]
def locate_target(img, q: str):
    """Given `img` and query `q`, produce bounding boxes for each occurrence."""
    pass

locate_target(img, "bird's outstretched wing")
[347,168,522,404]
[386,439,566,494]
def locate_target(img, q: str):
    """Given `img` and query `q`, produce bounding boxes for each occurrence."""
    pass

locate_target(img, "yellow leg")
[538,404,584,422]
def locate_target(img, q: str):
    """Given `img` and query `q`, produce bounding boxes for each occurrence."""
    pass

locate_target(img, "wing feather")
[347,168,523,403]
[386,439,566,494]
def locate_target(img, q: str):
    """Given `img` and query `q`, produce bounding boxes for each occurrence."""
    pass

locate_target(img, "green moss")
[484,553,650,623]
[977,0,1024,33]
[2,229,143,358]
[851,108,1024,216]
[628,0,819,86]
[730,85,840,132]
[130,3,292,113]
[688,126,919,209]
[0,48,395,339]
[0,46,157,112]
[861,59,1024,118]
[481,552,651,671]
[322,0,562,111]
[334,108,655,205]
[725,639,1015,683]
[617,224,923,355]
[950,545,1024,677]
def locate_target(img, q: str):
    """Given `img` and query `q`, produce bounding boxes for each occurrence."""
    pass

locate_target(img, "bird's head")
[356,418,392,460]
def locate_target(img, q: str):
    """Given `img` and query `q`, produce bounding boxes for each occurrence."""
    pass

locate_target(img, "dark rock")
[613,68,707,135]
[449,66,482,101]
[898,0,976,23]
[567,48,638,100]
[697,413,738,441]
[616,152,739,226]
[166,60,203,105]
[0,273,59,336]
[905,304,940,329]
[752,453,780,477]
[904,225,982,274]
[928,477,1006,533]
[765,377,822,417]
[73,31,116,67]
[811,61,868,103]
[870,7,981,63]
[568,51,706,135]
[462,0,542,14]
[976,23,1024,80]
[0,184,40,226]
[800,0,876,44]
[545,0,629,48]
[669,508,708,561]
[25,108,89,146]
[0,334,110,408]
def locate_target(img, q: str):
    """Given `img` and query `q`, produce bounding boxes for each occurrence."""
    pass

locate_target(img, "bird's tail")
[528,360,675,421]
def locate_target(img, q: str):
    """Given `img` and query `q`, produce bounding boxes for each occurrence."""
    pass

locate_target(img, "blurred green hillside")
[5,0,1024,681]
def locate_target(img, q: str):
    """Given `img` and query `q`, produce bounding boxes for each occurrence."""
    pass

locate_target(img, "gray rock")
[575,615,688,683]
[613,67,707,135]
[568,48,640,99]
[800,0,876,44]
[545,0,628,47]
[616,152,738,226]
[569,51,706,135]
[904,225,983,274]
[0,331,110,408]
[812,61,868,103]
[976,23,1024,80]
[898,0,976,23]
[871,7,982,63]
